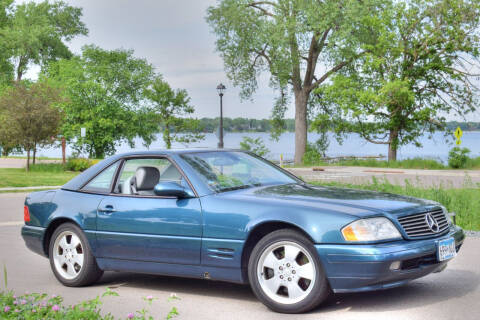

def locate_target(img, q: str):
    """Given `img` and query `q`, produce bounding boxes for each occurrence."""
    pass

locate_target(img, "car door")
[95,157,203,265]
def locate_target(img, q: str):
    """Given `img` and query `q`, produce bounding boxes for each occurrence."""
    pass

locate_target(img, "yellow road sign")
[454,127,463,140]
[456,139,462,145]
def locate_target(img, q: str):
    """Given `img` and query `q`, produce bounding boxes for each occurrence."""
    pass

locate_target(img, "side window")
[82,162,119,193]
[114,158,185,196]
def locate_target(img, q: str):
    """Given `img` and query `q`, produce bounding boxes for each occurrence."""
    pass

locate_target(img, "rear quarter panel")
[25,189,104,255]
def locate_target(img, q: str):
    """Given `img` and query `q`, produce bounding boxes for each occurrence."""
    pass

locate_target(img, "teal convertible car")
[22,149,464,313]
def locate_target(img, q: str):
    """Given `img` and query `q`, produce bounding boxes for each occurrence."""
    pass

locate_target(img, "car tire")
[248,229,331,313]
[48,223,103,287]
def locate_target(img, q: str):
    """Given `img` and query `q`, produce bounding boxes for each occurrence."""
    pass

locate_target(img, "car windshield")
[180,151,297,193]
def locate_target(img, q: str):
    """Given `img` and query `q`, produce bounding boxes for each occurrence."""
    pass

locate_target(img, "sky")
[22,0,480,122]
[57,0,281,119]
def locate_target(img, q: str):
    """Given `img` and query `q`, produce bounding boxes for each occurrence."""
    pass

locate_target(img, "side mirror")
[153,181,194,198]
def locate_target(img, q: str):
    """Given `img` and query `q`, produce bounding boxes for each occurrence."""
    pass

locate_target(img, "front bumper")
[316,225,465,293]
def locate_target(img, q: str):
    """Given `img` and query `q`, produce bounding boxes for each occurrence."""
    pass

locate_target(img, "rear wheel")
[248,229,331,313]
[49,223,103,286]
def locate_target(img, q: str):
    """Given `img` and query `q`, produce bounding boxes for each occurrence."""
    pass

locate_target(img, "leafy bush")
[239,136,270,157]
[302,143,325,166]
[448,147,471,169]
[65,158,98,172]
[0,288,180,320]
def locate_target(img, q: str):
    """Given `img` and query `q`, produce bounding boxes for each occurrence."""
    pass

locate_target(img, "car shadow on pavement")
[92,268,478,313]
[316,269,479,314]
[95,271,258,302]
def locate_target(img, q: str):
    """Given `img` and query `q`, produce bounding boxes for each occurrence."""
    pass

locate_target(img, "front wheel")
[49,223,103,286]
[248,229,331,313]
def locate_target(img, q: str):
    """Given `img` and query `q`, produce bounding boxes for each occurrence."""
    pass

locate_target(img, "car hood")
[225,183,439,217]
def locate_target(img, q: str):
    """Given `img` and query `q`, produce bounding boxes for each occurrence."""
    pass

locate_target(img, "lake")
[33,131,480,163]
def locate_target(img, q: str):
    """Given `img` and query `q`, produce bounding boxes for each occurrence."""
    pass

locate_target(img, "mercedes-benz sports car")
[21,149,464,313]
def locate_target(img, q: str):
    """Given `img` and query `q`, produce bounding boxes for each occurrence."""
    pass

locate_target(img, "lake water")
[33,131,480,163]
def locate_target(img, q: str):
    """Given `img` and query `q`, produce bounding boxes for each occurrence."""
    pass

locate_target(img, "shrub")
[65,158,97,172]
[239,136,270,157]
[0,288,180,320]
[302,143,325,165]
[448,147,471,169]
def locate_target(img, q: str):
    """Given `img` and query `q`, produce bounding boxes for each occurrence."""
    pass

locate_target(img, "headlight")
[341,217,402,242]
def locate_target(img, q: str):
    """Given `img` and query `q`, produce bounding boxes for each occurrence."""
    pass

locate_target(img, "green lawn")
[2,156,63,160]
[0,168,79,188]
[310,178,480,231]
[293,157,480,170]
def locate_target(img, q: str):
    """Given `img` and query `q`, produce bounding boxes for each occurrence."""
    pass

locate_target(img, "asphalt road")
[1,193,479,320]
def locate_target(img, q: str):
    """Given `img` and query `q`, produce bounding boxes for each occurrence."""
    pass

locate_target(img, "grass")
[0,164,78,188]
[1,156,63,160]
[0,188,58,193]
[310,177,480,231]
[296,156,480,170]
[465,156,480,169]
[28,163,67,173]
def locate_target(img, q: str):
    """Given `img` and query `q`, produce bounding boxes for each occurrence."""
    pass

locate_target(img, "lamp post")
[216,83,226,148]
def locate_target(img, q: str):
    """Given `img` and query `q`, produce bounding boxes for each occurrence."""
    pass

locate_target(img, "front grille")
[398,209,449,238]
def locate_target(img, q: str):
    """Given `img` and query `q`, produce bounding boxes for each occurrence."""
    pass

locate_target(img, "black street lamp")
[216,83,226,148]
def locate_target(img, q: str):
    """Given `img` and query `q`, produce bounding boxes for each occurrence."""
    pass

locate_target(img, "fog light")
[390,261,401,270]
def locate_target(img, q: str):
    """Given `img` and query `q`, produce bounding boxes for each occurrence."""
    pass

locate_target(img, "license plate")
[437,237,456,261]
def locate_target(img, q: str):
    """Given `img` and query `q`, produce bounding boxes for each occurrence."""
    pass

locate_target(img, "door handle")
[98,204,116,214]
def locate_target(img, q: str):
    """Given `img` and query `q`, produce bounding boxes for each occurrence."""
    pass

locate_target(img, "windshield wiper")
[217,183,262,193]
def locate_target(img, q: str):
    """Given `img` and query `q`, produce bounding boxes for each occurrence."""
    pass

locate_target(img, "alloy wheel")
[257,241,316,304]
[52,231,84,280]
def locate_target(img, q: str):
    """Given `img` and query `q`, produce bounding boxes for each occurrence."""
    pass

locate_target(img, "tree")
[45,45,158,158]
[315,0,480,161]
[0,0,14,86]
[0,82,64,170]
[206,0,386,164]
[239,136,270,157]
[144,76,204,149]
[0,0,87,82]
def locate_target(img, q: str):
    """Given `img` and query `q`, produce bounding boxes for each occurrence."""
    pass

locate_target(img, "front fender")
[244,207,355,244]
[201,193,356,243]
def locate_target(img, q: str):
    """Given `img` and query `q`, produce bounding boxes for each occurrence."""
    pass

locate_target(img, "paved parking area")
[1,193,479,320]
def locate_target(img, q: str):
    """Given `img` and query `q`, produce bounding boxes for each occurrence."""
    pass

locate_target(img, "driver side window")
[113,158,186,196]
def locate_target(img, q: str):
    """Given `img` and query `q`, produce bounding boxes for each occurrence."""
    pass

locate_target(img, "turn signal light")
[24,205,30,222]
[342,226,358,241]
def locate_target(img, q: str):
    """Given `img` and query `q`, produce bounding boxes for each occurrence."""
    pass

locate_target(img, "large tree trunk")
[388,129,399,162]
[32,145,36,165]
[294,90,308,165]
[26,149,30,171]
[93,145,105,159]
